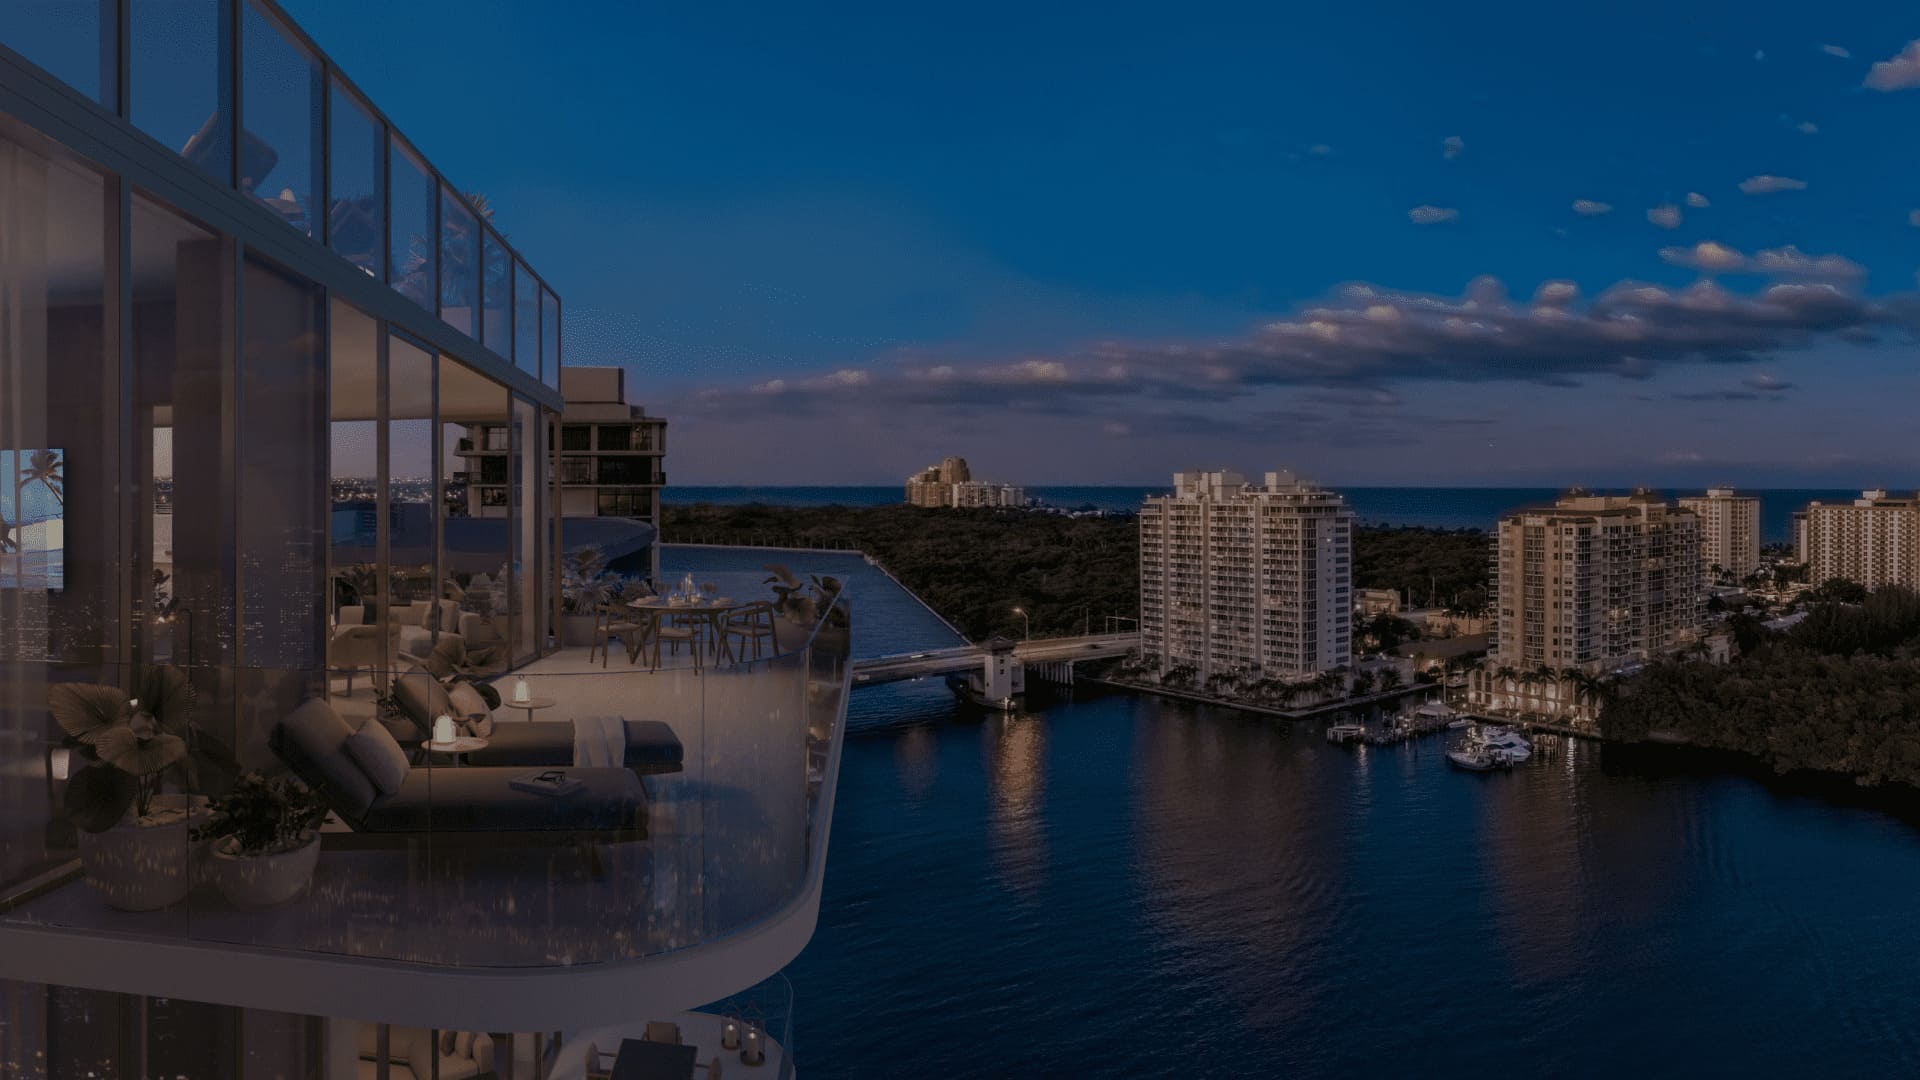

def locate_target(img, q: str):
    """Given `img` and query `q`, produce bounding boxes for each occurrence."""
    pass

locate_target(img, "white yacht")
[1471,725,1533,762]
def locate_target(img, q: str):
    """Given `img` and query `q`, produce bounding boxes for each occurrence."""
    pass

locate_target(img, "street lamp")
[1012,606,1030,640]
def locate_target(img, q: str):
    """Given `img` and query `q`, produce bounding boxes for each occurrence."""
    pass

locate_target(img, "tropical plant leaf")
[130,665,196,734]
[48,683,128,744]
[64,764,136,833]
[92,725,137,763]
[112,733,187,777]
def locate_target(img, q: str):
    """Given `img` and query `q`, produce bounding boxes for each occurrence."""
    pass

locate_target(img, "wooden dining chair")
[722,601,779,660]
[590,602,648,668]
[647,611,702,673]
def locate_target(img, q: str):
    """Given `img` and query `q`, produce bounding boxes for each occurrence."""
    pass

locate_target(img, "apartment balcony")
[0,598,853,1036]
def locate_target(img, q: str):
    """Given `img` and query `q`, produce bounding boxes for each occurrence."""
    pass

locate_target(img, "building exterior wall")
[1472,491,1705,717]
[1678,487,1760,579]
[1803,491,1920,589]
[1139,470,1352,682]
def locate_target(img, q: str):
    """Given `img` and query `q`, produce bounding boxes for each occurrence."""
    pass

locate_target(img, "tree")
[18,449,62,509]
[1350,670,1377,698]
[1378,668,1405,693]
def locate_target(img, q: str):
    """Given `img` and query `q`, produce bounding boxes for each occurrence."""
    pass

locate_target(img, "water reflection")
[986,713,1048,897]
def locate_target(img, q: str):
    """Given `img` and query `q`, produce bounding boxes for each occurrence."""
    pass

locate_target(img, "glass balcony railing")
[0,592,851,973]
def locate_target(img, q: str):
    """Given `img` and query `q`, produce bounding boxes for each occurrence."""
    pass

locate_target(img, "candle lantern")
[721,1021,740,1050]
[513,676,531,704]
[433,714,457,744]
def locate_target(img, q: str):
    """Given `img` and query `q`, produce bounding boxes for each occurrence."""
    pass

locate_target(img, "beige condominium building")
[1471,490,1705,719]
[905,455,1025,507]
[1802,490,1920,589]
[1139,470,1353,683]
[1678,487,1761,580]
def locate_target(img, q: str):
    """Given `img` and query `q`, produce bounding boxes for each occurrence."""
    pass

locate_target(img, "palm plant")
[19,449,63,508]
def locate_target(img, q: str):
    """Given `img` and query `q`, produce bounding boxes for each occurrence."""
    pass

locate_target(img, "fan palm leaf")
[49,683,130,744]
[112,732,187,777]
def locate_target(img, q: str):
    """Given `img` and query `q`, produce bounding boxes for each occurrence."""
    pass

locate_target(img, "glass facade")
[0,1,114,107]
[389,138,434,311]
[240,0,322,234]
[130,0,230,182]
[542,286,561,389]
[513,258,538,374]
[482,228,511,356]
[326,79,382,278]
[439,185,479,338]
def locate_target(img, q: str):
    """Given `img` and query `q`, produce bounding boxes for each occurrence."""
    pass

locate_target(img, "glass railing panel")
[239,0,321,235]
[130,0,229,182]
[0,1,114,107]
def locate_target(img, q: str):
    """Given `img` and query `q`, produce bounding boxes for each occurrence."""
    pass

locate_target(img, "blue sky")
[282,0,1920,486]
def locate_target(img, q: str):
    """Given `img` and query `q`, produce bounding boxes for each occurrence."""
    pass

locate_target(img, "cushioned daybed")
[274,699,648,836]
[390,671,684,775]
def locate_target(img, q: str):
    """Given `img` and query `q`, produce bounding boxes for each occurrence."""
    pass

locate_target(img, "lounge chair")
[390,670,684,774]
[272,699,648,836]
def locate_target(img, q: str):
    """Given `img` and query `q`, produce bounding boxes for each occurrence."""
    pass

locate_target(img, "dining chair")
[643,1020,683,1044]
[590,602,648,668]
[647,612,702,673]
[722,601,779,660]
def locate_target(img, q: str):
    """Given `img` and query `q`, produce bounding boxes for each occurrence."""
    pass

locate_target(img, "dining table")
[627,595,738,663]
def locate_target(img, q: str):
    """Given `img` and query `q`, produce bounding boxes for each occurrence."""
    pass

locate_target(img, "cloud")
[1865,39,1920,90]
[1742,371,1794,392]
[1647,204,1683,229]
[1754,50,1766,61]
[1100,421,1132,437]
[1686,192,1711,208]
[1442,135,1465,160]
[1823,44,1852,59]
[1909,209,1920,227]
[1571,199,1613,216]
[682,273,1888,424]
[1795,120,1819,134]
[1739,175,1807,194]
[1408,205,1459,224]
[1308,143,1334,156]
[1658,241,1865,279]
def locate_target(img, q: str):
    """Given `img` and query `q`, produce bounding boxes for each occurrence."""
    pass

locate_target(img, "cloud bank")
[1866,40,1920,91]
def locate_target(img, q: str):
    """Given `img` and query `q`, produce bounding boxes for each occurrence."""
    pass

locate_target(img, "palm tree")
[0,512,16,554]
[1378,668,1405,693]
[1350,670,1377,698]
[18,449,62,508]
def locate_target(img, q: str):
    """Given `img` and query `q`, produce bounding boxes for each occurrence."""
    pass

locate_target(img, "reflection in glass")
[239,255,326,749]
[484,230,512,358]
[327,300,380,717]
[541,287,561,389]
[389,336,436,613]
[389,138,435,311]
[440,186,479,338]
[240,1,321,234]
[514,260,538,372]
[440,357,509,672]
[0,1,115,106]
[0,120,114,894]
[327,80,383,278]
[132,0,230,182]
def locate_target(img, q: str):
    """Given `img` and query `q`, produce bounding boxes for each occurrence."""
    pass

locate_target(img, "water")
[667,486,1861,544]
[661,545,1920,1077]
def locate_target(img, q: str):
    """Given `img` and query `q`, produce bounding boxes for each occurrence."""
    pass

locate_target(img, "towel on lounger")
[573,715,625,767]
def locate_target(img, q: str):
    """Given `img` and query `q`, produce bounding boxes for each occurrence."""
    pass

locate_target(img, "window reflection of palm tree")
[0,511,17,554]
[19,449,63,508]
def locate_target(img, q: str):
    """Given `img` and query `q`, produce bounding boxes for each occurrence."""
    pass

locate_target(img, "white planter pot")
[208,831,321,909]
[76,793,208,911]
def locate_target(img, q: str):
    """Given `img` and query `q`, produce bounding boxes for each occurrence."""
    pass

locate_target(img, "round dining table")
[626,595,737,663]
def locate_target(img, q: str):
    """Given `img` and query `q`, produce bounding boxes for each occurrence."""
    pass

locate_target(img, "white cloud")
[1743,372,1793,392]
[1795,120,1819,134]
[824,368,871,386]
[1739,175,1807,194]
[1866,39,1920,91]
[1646,204,1683,229]
[1571,199,1613,216]
[1308,143,1334,156]
[1408,205,1460,225]
[1442,135,1465,160]
[1686,192,1710,208]
[1659,240,1865,279]
[1823,44,1851,59]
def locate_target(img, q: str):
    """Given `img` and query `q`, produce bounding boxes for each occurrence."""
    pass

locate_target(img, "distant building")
[1791,509,1810,562]
[458,366,667,580]
[904,456,1024,508]
[1678,487,1761,579]
[1357,588,1401,616]
[1803,490,1920,590]
[1139,470,1353,683]
[1471,489,1705,718]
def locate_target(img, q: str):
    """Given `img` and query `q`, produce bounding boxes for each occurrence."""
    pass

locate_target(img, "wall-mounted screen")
[1,448,64,591]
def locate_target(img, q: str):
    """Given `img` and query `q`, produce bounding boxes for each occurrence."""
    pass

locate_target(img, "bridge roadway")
[850,632,1140,686]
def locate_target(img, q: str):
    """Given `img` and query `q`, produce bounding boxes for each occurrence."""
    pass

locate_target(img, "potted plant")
[194,773,330,908]
[559,545,621,646]
[764,565,851,653]
[52,667,204,911]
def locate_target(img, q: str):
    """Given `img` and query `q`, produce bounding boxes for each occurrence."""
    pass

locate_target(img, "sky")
[280,0,1920,487]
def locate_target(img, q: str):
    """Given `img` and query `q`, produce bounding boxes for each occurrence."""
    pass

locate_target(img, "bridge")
[851,632,1140,687]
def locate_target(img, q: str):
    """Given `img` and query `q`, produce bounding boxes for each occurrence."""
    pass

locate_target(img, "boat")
[1473,726,1533,762]
[945,672,1020,712]
[1326,722,1366,745]
[1447,718,1471,730]
[1447,746,1501,771]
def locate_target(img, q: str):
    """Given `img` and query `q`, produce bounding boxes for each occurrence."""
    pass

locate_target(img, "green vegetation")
[1603,585,1920,786]
[664,504,1495,648]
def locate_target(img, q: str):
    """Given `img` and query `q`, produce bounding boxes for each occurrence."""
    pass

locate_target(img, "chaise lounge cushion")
[359,766,647,832]
[391,669,453,737]
[345,719,410,796]
[463,719,684,774]
[278,698,378,820]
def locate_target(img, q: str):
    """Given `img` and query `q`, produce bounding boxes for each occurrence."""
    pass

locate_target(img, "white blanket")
[573,715,626,767]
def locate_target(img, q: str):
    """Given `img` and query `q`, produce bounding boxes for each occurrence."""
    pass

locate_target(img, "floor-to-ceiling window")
[0,115,116,894]
[388,335,436,613]
[438,357,509,672]
[240,0,323,236]
[512,396,540,662]
[327,300,380,718]
[130,0,231,182]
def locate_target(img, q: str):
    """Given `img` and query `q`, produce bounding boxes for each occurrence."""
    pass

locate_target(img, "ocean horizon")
[666,485,1859,544]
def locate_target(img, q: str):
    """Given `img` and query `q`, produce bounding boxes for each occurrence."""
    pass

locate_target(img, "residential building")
[905,455,972,506]
[1470,490,1705,718]
[1792,509,1810,563]
[1679,487,1761,580]
[1802,490,1920,589]
[951,480,1027,508]
[457,366,668,581]
[1139,470,1353,683]
[0,7,847,1075]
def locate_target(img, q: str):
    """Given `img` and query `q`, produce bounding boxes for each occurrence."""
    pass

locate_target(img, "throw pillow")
[344,719,409,797]
[448,681,491,723]
[453,1031,475,1057]
[439,1030,456,1055]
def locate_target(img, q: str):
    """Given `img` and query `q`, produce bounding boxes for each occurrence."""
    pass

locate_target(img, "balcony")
[0,594,852,1033]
